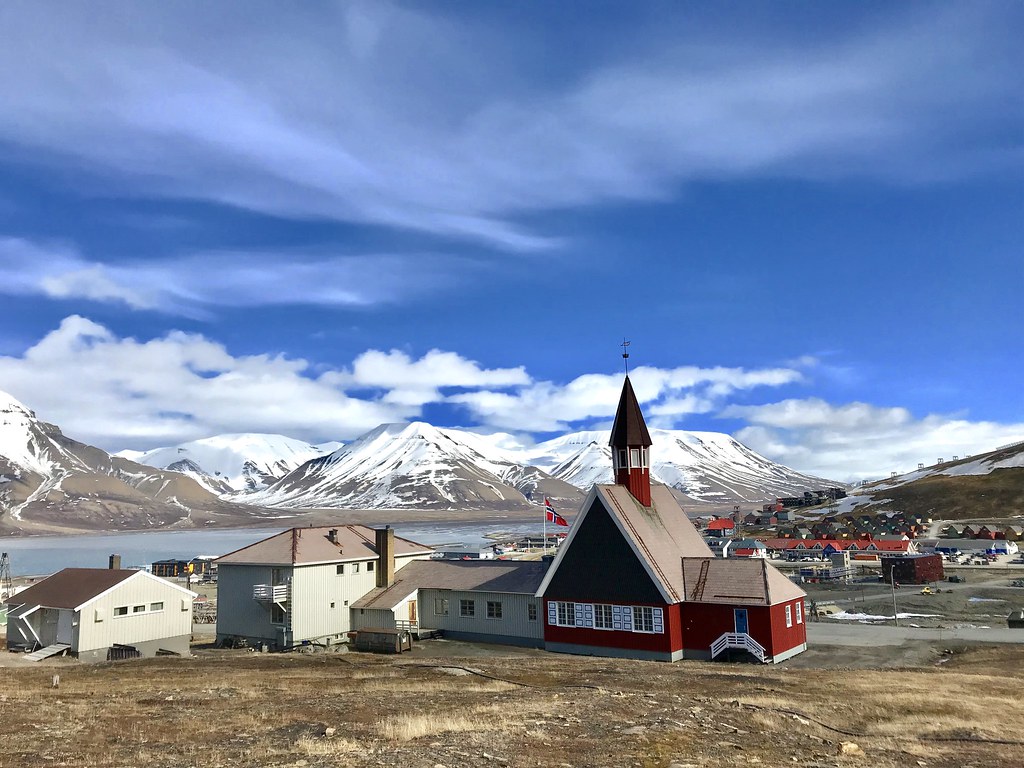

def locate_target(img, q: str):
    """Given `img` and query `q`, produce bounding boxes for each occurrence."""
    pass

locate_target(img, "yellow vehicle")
[920,586,935,595]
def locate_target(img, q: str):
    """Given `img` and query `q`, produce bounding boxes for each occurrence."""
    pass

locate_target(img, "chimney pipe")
[108,554,121,570]
[327,528,338,544]
[376,526,395,589]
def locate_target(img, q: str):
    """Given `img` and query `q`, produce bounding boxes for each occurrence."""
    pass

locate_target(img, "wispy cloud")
[725,398,1024,482]
[0,236,456,314]
[0,2,1017,250]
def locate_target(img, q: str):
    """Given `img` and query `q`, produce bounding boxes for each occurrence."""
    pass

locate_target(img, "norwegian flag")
[545,497,569,527]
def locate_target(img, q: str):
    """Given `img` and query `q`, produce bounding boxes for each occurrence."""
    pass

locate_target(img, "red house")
[536,376,808,664]
[705,517,736,537]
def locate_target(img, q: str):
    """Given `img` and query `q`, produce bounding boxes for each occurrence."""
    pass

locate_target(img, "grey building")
[352,559,549,648]
[215,525,433,649]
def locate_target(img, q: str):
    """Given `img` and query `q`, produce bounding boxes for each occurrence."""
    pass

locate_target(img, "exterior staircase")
[710,632,766,663]
[24,643,71,661]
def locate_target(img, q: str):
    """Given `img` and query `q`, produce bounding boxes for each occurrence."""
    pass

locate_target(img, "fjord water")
[0,520,544,577]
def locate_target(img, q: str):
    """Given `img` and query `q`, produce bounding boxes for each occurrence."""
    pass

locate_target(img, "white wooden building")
[215,525,433,649]
[4,568,196,662]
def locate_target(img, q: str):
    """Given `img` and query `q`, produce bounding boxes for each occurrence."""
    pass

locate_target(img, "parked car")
[948,575,966,583]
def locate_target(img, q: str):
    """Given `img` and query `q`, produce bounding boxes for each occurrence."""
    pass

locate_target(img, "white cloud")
[0,3,1016,250]
[726,398,1024,482]
[0,237,455,313]
[0,317,525,449]
[450,364,803,432]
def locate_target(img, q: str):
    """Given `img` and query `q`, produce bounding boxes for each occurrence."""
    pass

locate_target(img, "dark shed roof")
[7,569,136,610]
[609,376,652,448]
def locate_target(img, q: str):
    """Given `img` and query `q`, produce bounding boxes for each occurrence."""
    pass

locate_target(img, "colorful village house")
[536,375,808,663]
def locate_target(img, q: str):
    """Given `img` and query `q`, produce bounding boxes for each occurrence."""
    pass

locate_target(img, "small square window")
[114,606,128,617]
[149,602,164,612]
[435,598,449,616]
[367,561,375,572]
[460,599,475,617]
[336,564,345,575]
[133,605,146,614]
[486,601,502,619]
[352,563,360,574]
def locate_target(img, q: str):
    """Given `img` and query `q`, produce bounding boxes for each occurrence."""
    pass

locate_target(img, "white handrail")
[710,631,766,663]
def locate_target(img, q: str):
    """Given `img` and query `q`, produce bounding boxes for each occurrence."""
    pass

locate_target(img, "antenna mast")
[621,339,631,375]
[0,552,12,602]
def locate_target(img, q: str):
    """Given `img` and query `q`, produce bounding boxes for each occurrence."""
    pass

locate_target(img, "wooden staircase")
[24,643,71,662]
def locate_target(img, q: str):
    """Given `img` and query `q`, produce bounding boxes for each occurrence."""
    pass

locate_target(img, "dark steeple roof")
[609,376,652,448]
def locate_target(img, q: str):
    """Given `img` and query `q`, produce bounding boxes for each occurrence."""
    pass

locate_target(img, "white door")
[57,610,74,645]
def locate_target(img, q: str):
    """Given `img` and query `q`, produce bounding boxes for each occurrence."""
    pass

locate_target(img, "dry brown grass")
[1,645,1022,768]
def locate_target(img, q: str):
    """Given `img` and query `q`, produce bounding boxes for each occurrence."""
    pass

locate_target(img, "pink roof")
[682,558,805,606]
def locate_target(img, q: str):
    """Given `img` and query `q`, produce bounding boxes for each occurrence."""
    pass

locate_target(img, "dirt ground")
[798,567,1024,629]
[0,639,1022,768]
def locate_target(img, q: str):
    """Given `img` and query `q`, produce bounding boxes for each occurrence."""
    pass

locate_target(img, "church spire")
[609,375,652,506]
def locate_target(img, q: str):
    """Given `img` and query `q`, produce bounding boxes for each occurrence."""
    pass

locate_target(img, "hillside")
[0,392,285,533]
[843,442,1024,520]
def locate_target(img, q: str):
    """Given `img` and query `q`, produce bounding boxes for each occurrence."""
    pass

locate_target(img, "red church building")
[537,376,808,663]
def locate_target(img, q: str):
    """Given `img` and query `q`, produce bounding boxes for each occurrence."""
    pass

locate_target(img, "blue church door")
[734,608,748,634]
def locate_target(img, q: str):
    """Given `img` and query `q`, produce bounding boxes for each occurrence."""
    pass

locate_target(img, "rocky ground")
[0,639,1022,768]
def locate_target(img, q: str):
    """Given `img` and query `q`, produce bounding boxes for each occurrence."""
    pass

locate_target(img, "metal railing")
[252,584,290,602]
[710,632,766,663]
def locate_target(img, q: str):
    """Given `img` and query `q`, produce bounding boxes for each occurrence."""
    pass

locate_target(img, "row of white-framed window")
[613,447,650,471]
[547,601,664,634]
[785,600,803,628]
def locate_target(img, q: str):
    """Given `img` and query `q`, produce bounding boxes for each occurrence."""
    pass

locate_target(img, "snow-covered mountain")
[0,390,264,531]
[120,434,335,494]
[240,422,582,510]
[238,422,838,510]
[530,428,835,504]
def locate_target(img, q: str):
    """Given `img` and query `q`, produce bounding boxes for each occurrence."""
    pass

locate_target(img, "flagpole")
[542,498,547,555]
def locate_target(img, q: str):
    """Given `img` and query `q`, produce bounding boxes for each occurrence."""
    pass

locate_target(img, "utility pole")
[890,564,900,628]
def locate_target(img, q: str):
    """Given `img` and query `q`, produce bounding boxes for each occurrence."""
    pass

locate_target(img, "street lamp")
[890,564,899,628]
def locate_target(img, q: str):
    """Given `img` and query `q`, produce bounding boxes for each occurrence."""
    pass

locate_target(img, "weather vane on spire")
[620,339,631,375]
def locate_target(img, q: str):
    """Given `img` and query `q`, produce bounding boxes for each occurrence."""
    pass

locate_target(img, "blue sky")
[0,1,1021,481]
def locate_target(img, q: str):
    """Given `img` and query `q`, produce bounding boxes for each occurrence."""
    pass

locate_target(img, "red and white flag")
[545,497,569,527]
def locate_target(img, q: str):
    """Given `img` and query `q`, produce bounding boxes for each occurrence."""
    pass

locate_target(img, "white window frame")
[795,601,803,625]
[633,606,655,633]
[114,606,128,617]
[149,602,164,612]
[594,604,614,630]
[352,562,360,574]
[459,599,475,617]
[785,604,793,628]
[132,604,146,614]
[434,597,449,616]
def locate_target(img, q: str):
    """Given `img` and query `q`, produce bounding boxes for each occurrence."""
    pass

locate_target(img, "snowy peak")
[125,433,332,493]
[245,420,548,510]
[529,427,836,505]
[239,421,837,510]
[0,389,241,530]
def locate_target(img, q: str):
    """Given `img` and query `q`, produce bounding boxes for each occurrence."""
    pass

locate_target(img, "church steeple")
[609,375,653,506]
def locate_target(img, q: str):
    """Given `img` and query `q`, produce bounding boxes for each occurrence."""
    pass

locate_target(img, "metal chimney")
[376,526,395,589]
[108,554,121,570]
[327,529,338,544]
